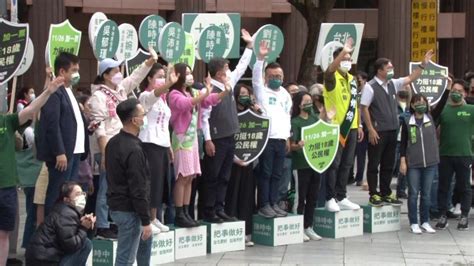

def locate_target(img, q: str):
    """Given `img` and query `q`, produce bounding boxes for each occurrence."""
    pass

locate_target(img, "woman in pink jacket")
[168,63,229,227]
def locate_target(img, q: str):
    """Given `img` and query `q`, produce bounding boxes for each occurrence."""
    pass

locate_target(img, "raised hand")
[204,72,212,96]
[343,37,354,54]
[241,29,253,48]
[47,76,65,94]
[257,40,269,60]
[168,69,179,85]
[423,49,434,66]
[149,45,159,61]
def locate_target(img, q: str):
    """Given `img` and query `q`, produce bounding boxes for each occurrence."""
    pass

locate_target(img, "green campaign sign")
[138,15,166,52]
[235,110,271,164]
[252,24,284,63]
[301,120,339,173]
[409,60,448,106]
[48,19,81,70]
[197,25,227,63]
[172,32,195,70]
[182,13,241,59]
[94,20,120,60]
[0,19,28,85]
[158,22,185,62]
[314,23,364,67]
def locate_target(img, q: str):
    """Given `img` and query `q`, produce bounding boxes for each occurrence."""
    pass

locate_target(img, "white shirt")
[138,91,171,148]
[65,87,85,154]
[201,47,253,141]
[360,76,405,106]
[252,60,292,139]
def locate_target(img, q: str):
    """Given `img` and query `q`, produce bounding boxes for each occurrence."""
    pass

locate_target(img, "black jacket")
[106,130,151,225]
[36,86,89,162]
[25,203,88,264]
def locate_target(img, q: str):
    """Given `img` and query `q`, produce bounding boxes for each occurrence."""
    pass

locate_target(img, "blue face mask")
[268,79,282,90]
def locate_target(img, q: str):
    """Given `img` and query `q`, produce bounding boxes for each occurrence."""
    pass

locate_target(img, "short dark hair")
[58,181,80,202]
[116,98,140,123]
[208,58,229,77]
[265,62,282,72]
[284,82,298,89]
[374,58,391,71]
[54,52,79,76]
[452,79,468,93]
[356,71,368,81]
[234,83,254,103]
[409,93,430,114]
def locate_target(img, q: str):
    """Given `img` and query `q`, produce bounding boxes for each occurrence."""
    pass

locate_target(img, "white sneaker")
[152,219,170,232]
[454,203,462,216]
[421,222,436,233]
[151,223,161,234]
[303,233,310,242]
[410,224,422,234]
[245,235,254,247]
[304,228,322,241]
[325,198,340,212]
[337,198,361,210]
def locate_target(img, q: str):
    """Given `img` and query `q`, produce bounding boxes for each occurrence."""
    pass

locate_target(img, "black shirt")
[105,130,151,225]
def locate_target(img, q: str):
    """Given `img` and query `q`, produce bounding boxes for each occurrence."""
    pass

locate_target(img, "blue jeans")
[279,158,292,202]
[430,167,439,213]
[59,238,92,266]
[407,165,436,224]
[95,153,110,229]
[136,238,152,266]
[110,211,147,266]
[45,154,81,215]
[22,187,36,248]
[258,139,286,207]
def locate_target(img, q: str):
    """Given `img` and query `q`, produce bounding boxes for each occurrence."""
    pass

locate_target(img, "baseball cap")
[98,58,122,76]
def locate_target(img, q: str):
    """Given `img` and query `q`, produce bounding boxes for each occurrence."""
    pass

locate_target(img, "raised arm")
[402,50,434,87]
[121,47,158,94]
[325,38,353,91]
[252,41,269,103]
[229,29,253,88]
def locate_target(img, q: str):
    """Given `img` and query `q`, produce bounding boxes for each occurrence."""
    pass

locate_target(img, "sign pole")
[8,76,17,113]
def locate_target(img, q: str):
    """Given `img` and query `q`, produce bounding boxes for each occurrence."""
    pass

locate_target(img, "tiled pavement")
[14,182,474,265]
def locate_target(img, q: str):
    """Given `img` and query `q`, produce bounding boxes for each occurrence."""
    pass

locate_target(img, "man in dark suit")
[37,52,89,215]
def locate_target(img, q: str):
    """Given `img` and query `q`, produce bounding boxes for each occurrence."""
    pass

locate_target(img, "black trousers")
[367,130,397,197]
[202,136,236,217]
[438,156,472,216]
[225,163,256,235]
[143,143,168,210]
[297,168,321,229]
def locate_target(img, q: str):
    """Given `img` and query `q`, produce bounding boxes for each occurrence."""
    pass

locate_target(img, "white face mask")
[74,194,86,212]
[29,93,36,102]
[339,60,352,73]
[140,116,148,131]
[185,74,194,86]
[111,72,124,86]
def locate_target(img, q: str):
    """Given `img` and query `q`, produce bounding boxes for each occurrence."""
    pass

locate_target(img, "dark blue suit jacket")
[36,86,89,163]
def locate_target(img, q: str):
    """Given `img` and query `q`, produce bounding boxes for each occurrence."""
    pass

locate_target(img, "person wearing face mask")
[360,50,434,207]
[321,38,363,212]
[16,86,35,112]
[398,78,451,234]
[36,52,90,218]
[434,79,474,231]
[25,181,95,266]
[88,47,157,239]
[105,98,154,265]
[252,41,292,218]
[199,29,254,223]
[137,63,177,234]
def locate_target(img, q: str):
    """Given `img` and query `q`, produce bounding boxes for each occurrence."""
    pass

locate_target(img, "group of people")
[1,29,473,266]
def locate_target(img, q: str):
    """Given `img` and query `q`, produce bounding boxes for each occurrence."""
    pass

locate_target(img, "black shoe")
[382,195,403,206]
[396,192,408,199]
[457,216,469,231]
[435,215,448,230]
[216,211,238,222]
[175,207,196,228]
[183,205,200,227]
[96,228,118,239]
[203,215,224,223]
[369,195,383,207]
[347,177,356,185]
[446,210,460,219]
[6,258,23,266]
[272,204,288,217]
[356,181,363,186]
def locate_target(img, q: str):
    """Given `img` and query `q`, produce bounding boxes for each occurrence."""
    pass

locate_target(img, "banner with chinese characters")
[115,23,138,62]
[314,23,364,68]
[411,0,437,62]
[252,24,284,63]
[301,120,340,174]
[182,13,241,59]
[0,19,29,85]
[234,109,271,165]
[139,15,166,52]
[409,60,448,106]
[48,20,81,70]
[172,32,196,70]
[362,205,401,233]
[173,226,207,260]
[204,221,245,254]
[252,214,304,246]
[158,22,186,62]
[150,231,174,264]
[88,12,107,49]
[93,20,119,61]
[197,25,227,63]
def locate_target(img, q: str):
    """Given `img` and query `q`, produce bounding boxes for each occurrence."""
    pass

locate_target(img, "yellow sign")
[411,0,437,62]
